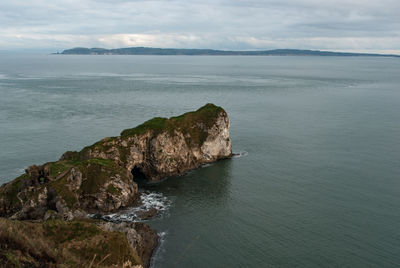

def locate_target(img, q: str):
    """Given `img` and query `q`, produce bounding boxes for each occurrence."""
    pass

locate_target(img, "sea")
[0,54,399,267]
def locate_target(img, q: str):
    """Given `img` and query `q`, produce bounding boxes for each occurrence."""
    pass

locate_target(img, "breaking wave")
[94,191,171,223]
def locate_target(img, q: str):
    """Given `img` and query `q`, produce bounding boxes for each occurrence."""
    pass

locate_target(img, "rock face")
[0,103,232,267]
[0,159,138,221]
[62,103,232,182]
[99,221,158,268]
[0,103,232,220]
[0,104,232,220]
[0,218,147,267]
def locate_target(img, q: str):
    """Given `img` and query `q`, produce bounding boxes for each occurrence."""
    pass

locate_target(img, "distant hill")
[59,47,399,57]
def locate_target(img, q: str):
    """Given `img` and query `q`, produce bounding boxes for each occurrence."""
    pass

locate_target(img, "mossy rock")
[0,103,229,216]
[120,103,225,146]
[46,158,131,209]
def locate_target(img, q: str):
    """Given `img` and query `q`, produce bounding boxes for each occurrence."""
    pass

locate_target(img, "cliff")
[0,218,157,267]
[0,103,232,220]
[62,103,232,182]
[0,103,232,266]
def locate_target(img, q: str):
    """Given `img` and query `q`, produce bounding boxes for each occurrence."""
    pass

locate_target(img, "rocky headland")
[0,103,232,267]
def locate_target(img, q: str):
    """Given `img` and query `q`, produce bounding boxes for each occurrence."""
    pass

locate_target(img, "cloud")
[0,0,399,53]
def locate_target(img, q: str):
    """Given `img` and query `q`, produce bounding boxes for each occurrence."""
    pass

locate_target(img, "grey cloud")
[0,0,399,53]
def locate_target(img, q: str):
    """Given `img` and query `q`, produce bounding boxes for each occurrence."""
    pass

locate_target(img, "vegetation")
[78,159,128,195]
[60,103,225,164]
[46,158,128,208]
[0,174,25,207]
[120,117,168,137]
[107,184,120,195]
[0,104,224,267]
[0,103,225,213]
[61,47,400,57]
[121,103,225,145]
[0,218,141,267]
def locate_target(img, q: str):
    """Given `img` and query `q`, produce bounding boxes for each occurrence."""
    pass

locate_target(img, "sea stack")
[0,103,232,219]
[0,103,232,267]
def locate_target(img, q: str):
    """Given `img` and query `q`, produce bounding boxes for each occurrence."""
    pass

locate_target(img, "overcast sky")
[1,0,399,53]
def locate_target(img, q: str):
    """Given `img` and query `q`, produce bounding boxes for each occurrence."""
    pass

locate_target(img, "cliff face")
[0,104,232,220]
[0,218,157,267]
[62,103,232,182]
[0,159,138,221]
[0,103,232,267]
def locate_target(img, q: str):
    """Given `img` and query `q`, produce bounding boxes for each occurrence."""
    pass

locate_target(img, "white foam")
[98,191,171,223]
[150,231,168,267]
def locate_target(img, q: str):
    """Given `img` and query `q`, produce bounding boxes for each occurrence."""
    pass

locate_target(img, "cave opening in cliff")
[131,166,148,185]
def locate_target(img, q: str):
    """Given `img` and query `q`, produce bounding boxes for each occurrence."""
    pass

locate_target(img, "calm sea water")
[0,54,399,267]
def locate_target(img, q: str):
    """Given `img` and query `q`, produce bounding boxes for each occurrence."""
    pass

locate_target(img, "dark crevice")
[131,166,148,186]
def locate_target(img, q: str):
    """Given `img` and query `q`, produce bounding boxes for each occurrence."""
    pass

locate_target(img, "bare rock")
[0,104,232,221]
[99,221,158,268]
[136,208,158,220]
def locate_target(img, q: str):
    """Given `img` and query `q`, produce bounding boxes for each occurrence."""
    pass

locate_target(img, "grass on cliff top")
[0,103,225,203]
[120,103,225,145]
[0,218,141,267]
[0,158,128,212]
[47,158,129,208]
[79,159,129,195]
[60,103,225,162]
[0,174,26,207]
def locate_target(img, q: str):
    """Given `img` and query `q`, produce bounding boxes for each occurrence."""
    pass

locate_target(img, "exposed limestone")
[62,103,232,182]
[0,103,232,267]
[0,103,232,220]
[1,159,138,220]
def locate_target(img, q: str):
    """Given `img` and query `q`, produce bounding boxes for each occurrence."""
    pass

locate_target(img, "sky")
[1,0,399,53]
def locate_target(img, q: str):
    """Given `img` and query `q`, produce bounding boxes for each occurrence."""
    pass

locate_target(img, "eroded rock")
[0,104,232,220]
[99,221,159,268]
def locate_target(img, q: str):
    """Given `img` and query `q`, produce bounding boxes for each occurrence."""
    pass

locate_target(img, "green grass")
[48,162,68,178]
[60,104,225,162]
[87,158,114,167]
[107,184,120,195]
[1,104,226,214]
[0,174,26,208]
[120,117,168,137]
[120,103,225,146]
[49,172,78,209]
[79,159,129,195]
[1,158,130,211]
[47,158,128,208]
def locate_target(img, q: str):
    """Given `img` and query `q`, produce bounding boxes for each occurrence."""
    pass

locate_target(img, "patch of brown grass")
[0,218,142,267]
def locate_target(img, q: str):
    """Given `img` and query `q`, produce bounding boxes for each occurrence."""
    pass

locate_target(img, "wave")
[150,231,168,267]
[96,191,171,223]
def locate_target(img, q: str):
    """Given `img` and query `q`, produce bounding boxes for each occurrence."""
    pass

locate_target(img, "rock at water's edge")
[99,221,158,268]
[0,103,232,220]
[0,103,232,267]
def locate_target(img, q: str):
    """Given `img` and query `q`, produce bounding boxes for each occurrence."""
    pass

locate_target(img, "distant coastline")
[58,47,400,57]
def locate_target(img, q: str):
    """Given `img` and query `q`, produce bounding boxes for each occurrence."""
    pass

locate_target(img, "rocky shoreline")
[0,103,232,267]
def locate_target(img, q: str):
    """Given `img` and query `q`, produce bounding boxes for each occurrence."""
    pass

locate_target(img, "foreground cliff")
[0,103,232,267]
[0,218,157,267]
